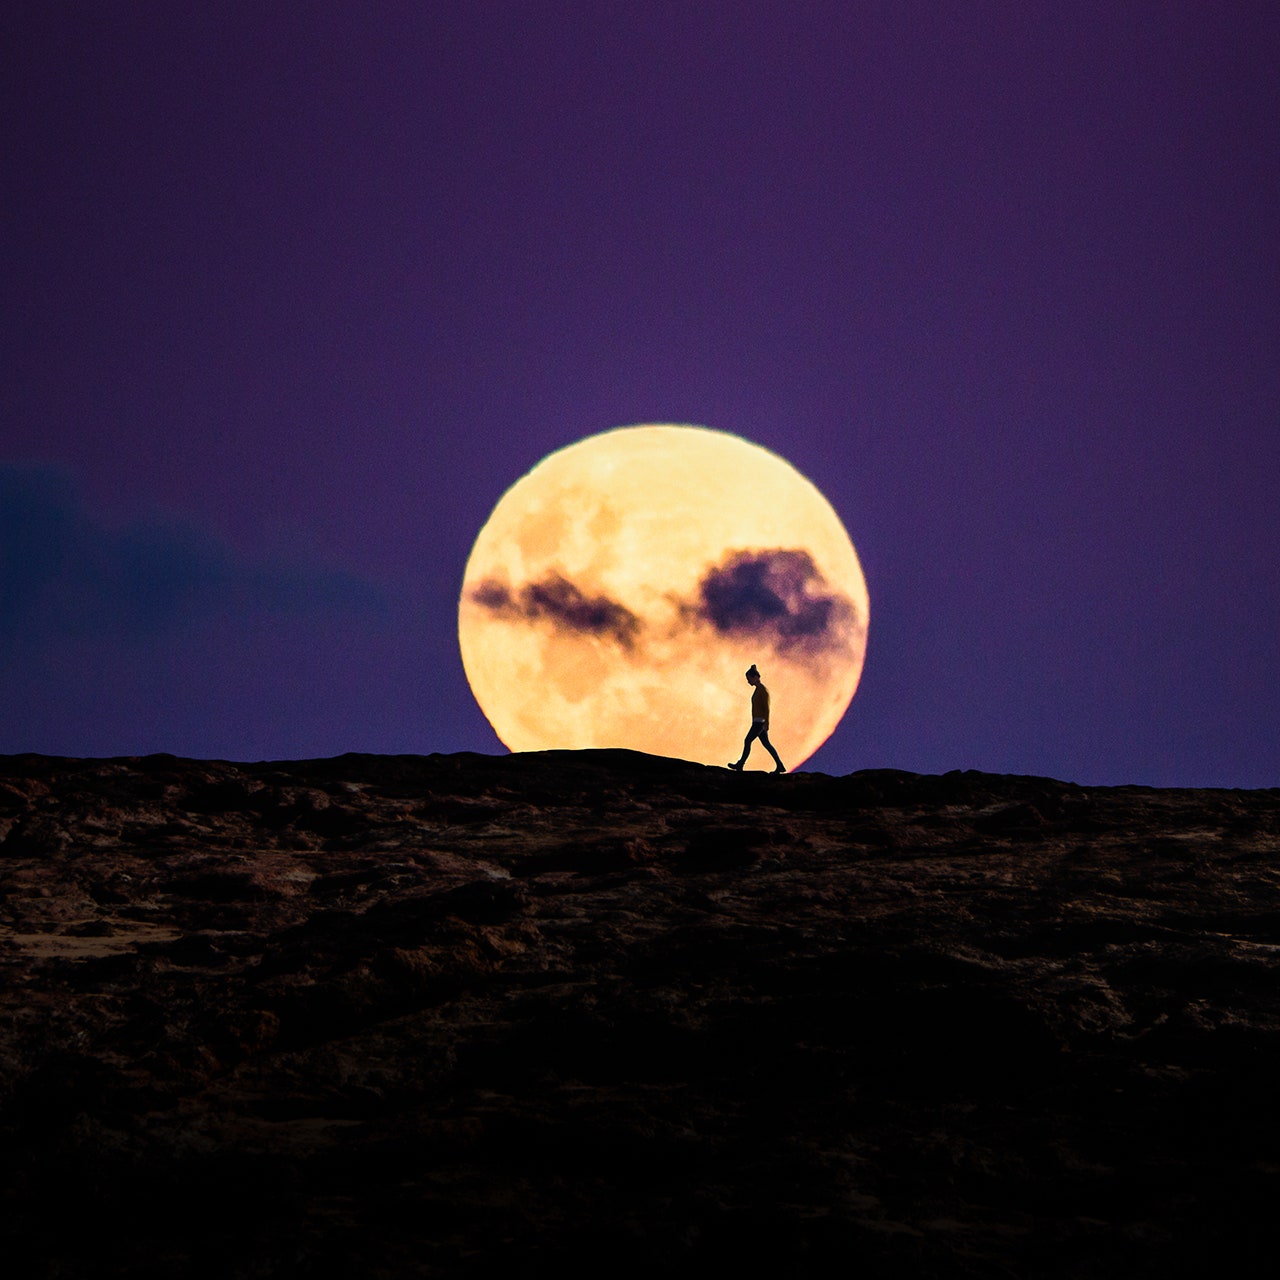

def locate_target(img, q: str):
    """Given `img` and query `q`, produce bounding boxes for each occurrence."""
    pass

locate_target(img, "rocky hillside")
[2,750,1279,1277]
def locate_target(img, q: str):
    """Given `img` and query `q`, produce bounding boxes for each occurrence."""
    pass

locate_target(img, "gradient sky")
[4,2,1277,786]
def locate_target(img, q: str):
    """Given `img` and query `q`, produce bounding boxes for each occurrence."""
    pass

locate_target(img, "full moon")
[458,424,869,770]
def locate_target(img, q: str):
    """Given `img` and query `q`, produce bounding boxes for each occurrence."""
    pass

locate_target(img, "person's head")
[745,665,760,685]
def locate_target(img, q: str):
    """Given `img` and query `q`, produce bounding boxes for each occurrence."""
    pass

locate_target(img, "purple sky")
[4,2,1278,786]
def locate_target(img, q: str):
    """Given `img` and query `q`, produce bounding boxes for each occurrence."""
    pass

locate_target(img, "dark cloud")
[469,573,639,647]
[694,549,856,657]
[470,580,513,611]
[0,464,388,648]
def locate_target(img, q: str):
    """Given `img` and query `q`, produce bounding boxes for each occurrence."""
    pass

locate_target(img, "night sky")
[4,2,1277,786]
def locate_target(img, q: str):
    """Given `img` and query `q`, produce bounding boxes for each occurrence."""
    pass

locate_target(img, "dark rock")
[1,749,1279,1276]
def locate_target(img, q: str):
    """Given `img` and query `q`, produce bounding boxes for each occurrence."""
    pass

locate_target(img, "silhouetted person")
[728,664,786,774]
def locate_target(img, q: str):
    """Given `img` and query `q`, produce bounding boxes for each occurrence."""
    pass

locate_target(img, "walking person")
[728,665,786,773]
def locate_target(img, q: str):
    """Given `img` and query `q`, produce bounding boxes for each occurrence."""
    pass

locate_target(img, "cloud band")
[470,547,856,660]
[469,574,640,648]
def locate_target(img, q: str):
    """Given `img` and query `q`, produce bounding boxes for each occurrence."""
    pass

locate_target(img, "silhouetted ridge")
[2,751,1278,1276]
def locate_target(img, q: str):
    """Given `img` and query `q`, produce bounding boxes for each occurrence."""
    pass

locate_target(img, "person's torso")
[751,683,770,719]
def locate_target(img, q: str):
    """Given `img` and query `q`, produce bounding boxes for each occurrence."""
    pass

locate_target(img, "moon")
[458,424,869,770]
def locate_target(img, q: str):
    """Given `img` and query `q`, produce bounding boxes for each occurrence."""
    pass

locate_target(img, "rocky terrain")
[2,749,1279,1277]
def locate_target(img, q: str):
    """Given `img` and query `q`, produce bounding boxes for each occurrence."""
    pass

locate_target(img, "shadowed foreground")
[2,750,1279,1277]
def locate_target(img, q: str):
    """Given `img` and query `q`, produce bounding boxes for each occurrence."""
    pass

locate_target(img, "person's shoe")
[774,764,787,774]
[727,762,742,771]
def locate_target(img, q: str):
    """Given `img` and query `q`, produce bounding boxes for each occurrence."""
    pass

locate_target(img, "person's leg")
[758,727,786,773]
[730,723,762,770]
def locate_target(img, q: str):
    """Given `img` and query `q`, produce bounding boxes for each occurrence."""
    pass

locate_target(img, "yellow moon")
[458,424,869,770]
